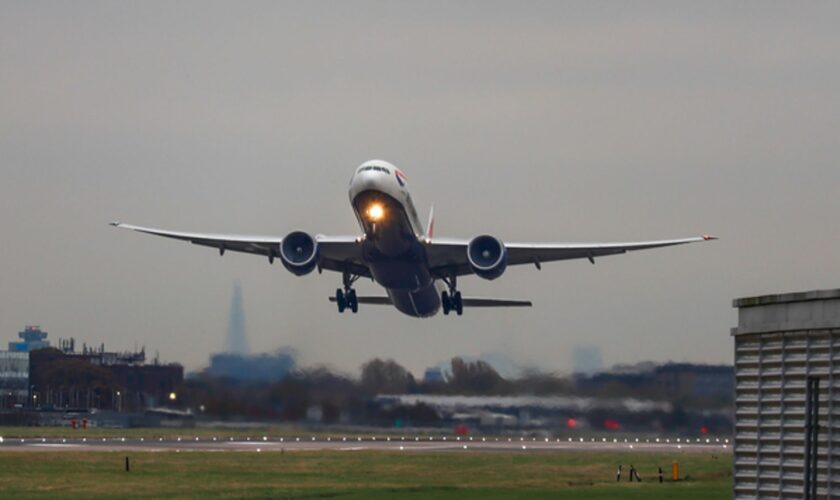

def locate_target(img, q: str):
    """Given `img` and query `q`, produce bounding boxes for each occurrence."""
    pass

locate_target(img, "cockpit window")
[359,165,390,174]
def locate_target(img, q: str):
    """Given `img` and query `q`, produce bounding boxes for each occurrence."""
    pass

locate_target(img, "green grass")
[0,450,731,499]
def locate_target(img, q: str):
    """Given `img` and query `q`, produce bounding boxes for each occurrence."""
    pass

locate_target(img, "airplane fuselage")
[348,160,442,317]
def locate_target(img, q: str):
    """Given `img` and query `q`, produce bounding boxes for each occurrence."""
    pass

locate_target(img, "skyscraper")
[225,281,249,355]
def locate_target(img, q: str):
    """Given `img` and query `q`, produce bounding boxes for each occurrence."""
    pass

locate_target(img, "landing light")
[366,203,385,222]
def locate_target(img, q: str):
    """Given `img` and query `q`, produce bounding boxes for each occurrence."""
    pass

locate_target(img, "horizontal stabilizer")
[329,296,392,305]
[327,296,532,307]
[461,297,532,307]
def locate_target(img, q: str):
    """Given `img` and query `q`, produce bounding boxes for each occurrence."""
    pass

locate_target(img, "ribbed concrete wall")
[733,289,840,499]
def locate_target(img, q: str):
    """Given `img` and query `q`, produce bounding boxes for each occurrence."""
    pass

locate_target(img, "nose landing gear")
[336,270,360,313]
[441,274,463,316]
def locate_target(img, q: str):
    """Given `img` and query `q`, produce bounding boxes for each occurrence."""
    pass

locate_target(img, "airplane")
[111,159,716,318]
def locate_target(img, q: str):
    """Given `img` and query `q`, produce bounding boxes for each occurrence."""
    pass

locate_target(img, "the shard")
[225,281,249,355]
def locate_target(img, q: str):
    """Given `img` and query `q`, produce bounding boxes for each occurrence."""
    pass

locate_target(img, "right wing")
[425,235,716,277]
[110,222,370,277]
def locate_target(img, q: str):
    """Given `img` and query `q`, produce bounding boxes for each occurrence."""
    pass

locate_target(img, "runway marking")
[0,434,732,455]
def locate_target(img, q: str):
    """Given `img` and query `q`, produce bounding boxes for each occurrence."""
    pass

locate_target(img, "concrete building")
[29,345,183,412]
[423,367,445,384]
[206,351,295,382]
[732,289,839,498]
[0,351,29,408]
[0,325,47,408]
[0,327,182,412]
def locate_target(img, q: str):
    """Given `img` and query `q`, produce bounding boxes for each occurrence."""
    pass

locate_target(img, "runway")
[0,435,730,453]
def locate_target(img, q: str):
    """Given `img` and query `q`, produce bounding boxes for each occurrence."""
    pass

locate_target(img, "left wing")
[110,222,369,276]
[425,235,716,277]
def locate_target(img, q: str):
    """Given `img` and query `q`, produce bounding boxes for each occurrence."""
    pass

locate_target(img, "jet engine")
[279,231,319,275]
[467,234,508,280]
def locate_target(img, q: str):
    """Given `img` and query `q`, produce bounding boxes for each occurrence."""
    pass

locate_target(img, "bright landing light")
[366,203,385,221]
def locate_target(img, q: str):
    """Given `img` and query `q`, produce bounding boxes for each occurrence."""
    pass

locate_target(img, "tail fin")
[426,205,435,239]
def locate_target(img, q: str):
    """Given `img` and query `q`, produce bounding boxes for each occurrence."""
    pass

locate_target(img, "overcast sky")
[2,2,838,375]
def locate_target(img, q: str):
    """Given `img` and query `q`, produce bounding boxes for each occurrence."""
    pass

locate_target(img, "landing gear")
[336,288,347,312]
[348,289,358,313]
[441,275,463,316]
[336,271,360,314]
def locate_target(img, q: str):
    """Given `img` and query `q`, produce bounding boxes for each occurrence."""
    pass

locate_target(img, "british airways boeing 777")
[112,159,715,317]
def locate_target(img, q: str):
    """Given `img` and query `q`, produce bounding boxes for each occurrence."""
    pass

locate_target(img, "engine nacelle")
[467,234,508,280]
[279,231,319,276]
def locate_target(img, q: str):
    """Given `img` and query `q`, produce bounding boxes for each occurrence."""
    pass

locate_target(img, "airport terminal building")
[733,289,839,498]
[0,326,182,413]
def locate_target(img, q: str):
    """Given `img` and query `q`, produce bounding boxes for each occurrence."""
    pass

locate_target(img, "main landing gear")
[441,274,463,316]
[336,270,360,314]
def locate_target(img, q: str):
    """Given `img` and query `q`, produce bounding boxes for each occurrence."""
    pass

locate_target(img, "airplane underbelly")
[387,285,440,318]
[367,259,433,290]
[351,185,439,315]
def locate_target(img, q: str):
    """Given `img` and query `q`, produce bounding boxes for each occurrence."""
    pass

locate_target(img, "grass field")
[0,449,731,499]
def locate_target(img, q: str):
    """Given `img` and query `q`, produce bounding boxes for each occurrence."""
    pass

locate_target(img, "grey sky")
[2,2,838,375]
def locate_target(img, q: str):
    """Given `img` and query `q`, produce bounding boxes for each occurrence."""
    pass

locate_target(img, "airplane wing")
[425,235,716,278]
[110,222,369,277]
[328,296,532,307]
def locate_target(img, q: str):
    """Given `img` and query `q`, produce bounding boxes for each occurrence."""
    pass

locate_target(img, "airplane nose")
[353,170,381,190]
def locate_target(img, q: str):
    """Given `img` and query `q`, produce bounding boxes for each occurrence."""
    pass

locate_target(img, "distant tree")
[448,357,509,394]
[272,377,310,420]
[360,358,415,394]
[513,368,572,395]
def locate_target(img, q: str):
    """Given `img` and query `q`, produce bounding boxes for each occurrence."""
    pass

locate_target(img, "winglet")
[109,221,121,227]
[426,205,435,239]
[702,234,718,241]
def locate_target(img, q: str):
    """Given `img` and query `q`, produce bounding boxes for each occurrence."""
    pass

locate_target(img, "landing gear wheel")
[338,269,361,314]
[336,289,346,313]
[348,289,358,313]
[441,273,463,317]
